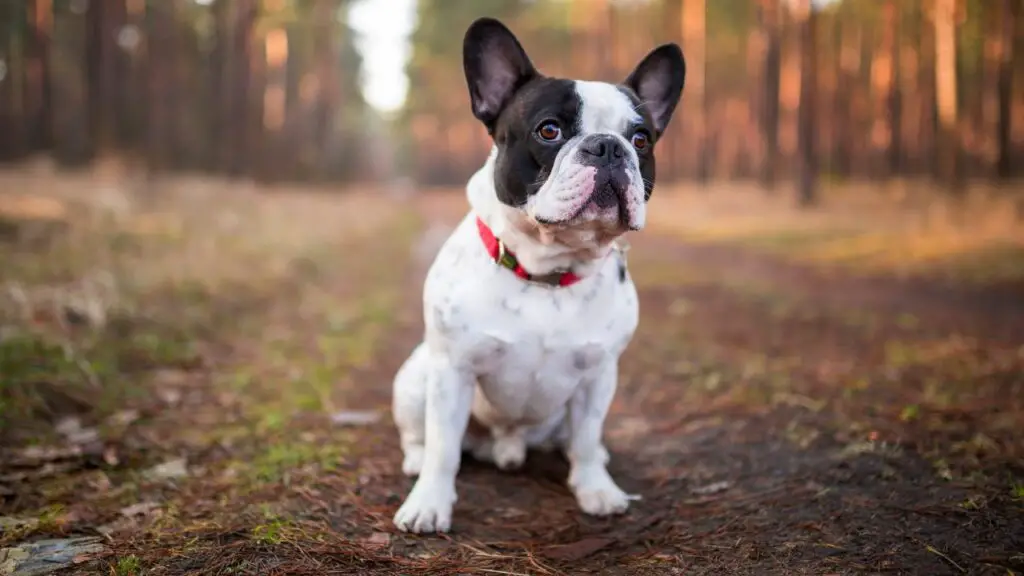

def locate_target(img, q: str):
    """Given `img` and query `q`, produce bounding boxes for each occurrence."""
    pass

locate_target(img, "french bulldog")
[392,17,685,533]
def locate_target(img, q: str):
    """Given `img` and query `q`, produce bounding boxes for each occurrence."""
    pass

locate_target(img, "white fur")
[391,81,645,534]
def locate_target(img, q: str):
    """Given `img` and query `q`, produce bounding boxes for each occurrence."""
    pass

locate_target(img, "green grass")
[114,554,143,576]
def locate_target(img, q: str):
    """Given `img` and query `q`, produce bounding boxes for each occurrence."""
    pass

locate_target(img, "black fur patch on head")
[489,78,582,207]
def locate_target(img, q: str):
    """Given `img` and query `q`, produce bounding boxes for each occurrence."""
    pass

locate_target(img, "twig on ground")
[922,542,967,573]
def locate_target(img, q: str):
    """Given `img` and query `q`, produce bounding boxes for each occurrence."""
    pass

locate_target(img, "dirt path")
[2,189,1022,575]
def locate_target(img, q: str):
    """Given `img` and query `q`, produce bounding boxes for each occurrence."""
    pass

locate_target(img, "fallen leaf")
[119,502,160,518]
[108,410,140,427]
[330,410,380,427]
[691,480,733,496]
[54,417,99,446]
[53,417,82,437]
[4,445,80,467]
[156,388,183,407]
[544,537,615,561]
[102,447,120,467]
[363,532,390,548]
[144,458,188,481]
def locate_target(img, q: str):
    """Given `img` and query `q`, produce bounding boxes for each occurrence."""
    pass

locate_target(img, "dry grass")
[648,180,1024,283]
[0,167,416,440]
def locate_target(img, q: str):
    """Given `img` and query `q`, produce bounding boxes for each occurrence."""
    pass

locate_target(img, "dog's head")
[464,17,685,241]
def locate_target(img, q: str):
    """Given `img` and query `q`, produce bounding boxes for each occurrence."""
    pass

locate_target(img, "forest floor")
[1,169,1023,575]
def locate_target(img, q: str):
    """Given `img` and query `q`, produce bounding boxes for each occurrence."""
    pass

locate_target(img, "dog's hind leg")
[392,343,429,476]
[527,409,609,466]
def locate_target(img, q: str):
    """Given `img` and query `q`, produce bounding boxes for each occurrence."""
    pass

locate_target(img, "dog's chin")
[529,186,644,234]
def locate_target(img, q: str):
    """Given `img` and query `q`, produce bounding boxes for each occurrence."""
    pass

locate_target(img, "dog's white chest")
[423,215,638,427]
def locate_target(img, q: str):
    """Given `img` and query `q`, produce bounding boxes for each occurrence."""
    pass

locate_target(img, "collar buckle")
[496,239,517,270]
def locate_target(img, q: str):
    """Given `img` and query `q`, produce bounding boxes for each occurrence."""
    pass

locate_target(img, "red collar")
[476,217,581,287]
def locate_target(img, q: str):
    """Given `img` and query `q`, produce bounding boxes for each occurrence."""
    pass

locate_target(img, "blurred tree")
[794,0,817,205]
[25,0,54,155]
[146,1,181,172]
[996,0,1019,178]
[0,1,26,160]
[215,0,258,176]
[401,0,528,183]
[0,0,1018,189]
[50,0,93,166]
[757,0,781,190]
[933,0,963,193]
[873,0,901,178]
[87,0,129,153]
[683,0,708,184]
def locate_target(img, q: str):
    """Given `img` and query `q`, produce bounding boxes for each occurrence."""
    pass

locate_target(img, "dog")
[391,17,685,534]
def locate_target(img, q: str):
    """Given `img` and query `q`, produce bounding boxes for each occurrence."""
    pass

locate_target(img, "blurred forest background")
[2,4,1024,572]
[0,0,1021,204]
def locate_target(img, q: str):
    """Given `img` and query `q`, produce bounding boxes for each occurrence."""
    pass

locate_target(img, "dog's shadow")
[459,448,570,484]
[457,446,645,497]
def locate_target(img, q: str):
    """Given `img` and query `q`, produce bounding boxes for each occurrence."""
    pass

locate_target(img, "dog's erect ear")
[463,18,538,134]
[624,44,686,137]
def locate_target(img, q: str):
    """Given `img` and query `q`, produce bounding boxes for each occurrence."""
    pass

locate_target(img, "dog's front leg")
[566,361,635,516]
[393,353,473,534]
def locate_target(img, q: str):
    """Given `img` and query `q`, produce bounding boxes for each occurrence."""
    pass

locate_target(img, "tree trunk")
[795,0,817,206]
[933,0,962,192]
[917,1,938,177]
[24,0,54,154]
[87,0,128,153]
[145,1,179,172]
[833,15,859,178]
[872,0,902,178]
[659,0,681,182]
[759,0,782,191]
[683,0,708,183]
[312,0,341,180]
[0,1,24,160]
[996,0,1018,178]
[217,0,257,176]
[50,0,93,166]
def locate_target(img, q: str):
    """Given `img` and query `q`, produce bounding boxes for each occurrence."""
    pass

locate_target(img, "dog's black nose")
[578,134,625,167]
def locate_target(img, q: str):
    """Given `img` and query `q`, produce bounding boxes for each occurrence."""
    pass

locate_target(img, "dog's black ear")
[463,18,538,134]
[624,44,686,137]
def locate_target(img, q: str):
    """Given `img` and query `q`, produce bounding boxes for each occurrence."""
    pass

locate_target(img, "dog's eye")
[536,122,562,142]
[631,131,650,151]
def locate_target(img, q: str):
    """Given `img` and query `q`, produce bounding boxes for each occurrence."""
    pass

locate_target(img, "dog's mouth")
[535,167,635,229]
[590,167,632,209]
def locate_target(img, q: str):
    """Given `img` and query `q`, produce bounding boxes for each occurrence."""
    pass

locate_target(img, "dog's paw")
[401,446,424,477]
[393,480,457,533]
[493,436,526,471]
[570,466,637,517]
